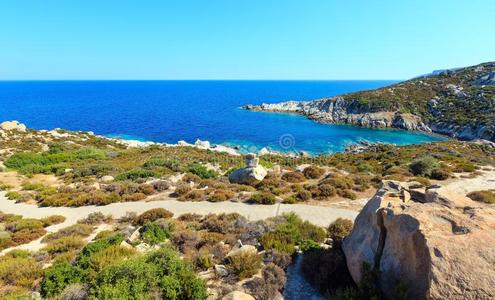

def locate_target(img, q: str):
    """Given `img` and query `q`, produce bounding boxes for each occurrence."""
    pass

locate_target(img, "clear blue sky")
[1,0,494,80]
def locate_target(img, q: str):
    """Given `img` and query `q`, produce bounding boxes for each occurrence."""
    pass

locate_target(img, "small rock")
[127,227,141,243]
[100,175,114,183]
[120,240,133,249]
[214,264,229,277]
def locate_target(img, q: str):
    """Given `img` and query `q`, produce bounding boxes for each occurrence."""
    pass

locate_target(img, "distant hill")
[245,62,495,141]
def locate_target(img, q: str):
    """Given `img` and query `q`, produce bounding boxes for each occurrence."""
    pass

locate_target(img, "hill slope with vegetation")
[245,61,495,141]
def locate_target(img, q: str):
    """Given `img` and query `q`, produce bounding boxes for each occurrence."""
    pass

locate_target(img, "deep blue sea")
[0,81,444,154]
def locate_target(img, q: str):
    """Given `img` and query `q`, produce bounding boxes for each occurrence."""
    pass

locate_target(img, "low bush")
[316,184,337,198]
[187,163,218,179]
[152,180,170,192]
[138,183,155,195]
[303,165,325,179]
[296,190,312,201]
[174,184,192,196]
[89,248,207,299]
[140,222,170,245]
[0,254,41,288]
[263,250,292,269]
[282,171,306,183]
[430,168,451,180]
[328,218,353,244]
[200,213,243,234]
[41,215,66,227]
[326,175,354,190]
[207,189,235,202]
[41,262,82,298]
[260,213,326,254]
[5,191,21,200]
[42,224,94,243]
[467,191,495,204]
[115,169,157,181]
[122,192,146,202]
[262,263,286,290]
[227,252,262,280]
[134,208,174,226]
[44,236,86,255]
[77,212,111,225]
[337,189,357,200]
[409,155,439,177]
[250,191,277,205]
[180,190,207,202]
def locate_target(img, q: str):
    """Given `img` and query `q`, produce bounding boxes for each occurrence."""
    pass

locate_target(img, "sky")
[1,0,494,80]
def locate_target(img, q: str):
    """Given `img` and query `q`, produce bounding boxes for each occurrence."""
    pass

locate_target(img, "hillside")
[245,62,495,141]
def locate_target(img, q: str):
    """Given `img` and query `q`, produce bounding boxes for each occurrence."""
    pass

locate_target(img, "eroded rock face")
[342,181,495,300]
[228,154,267,185]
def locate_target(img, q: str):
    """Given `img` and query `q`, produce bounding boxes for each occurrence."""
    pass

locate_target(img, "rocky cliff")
[245,62,495,142]
[342,180,495,299]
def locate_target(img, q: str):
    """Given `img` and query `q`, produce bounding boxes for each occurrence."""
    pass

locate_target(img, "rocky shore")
[244,62,495,142]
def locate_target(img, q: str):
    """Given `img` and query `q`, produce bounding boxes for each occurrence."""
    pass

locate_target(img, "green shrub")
[303,166,325,179]
[134,208,174,225]
[338,189,357,200]
[84,245,136,278]
[317,184,337,198]
[89,248,207,300]
[140,222,170,245]
[326,176,354,190]
[282,171,306,183]
[409,155,439,177]
[75,233,125,270]
[0,181,12,191]
[40,262,82,298]
[261,213,326,254]
[42,224,94,243]
[328,218,353,244]
[187,163,218,179]
[250,191,277,205]
[296,190,312,201]
[467,191,495,204]
[0,254,41,288]
[40,215,66,227]
[5,191,21,200]
[115,169,157,181]
[44,236,86,255]
[227,252,262,280]
[207,189,235,202]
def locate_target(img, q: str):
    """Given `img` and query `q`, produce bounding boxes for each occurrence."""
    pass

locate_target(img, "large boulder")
[228,154,267,185]
[342,180,495,300]
[0,120,27,132]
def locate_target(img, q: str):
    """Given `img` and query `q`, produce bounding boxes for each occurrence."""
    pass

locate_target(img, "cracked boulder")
[342,180,495,300]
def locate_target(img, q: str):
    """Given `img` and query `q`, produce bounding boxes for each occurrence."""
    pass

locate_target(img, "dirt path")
[0,192,359,229]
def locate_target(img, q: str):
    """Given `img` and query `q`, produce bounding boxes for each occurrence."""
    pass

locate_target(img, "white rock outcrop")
[0,120,27,132]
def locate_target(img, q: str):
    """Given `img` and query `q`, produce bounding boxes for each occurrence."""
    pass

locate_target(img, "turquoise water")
[0,80,444,154]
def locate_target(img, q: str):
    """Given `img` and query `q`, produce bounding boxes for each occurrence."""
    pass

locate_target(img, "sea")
[0,80,444,154]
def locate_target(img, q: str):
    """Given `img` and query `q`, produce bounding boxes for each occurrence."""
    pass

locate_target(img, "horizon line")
[0,78,403,82]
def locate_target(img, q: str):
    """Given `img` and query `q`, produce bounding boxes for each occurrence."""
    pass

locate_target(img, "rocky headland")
[245,62,495,142]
